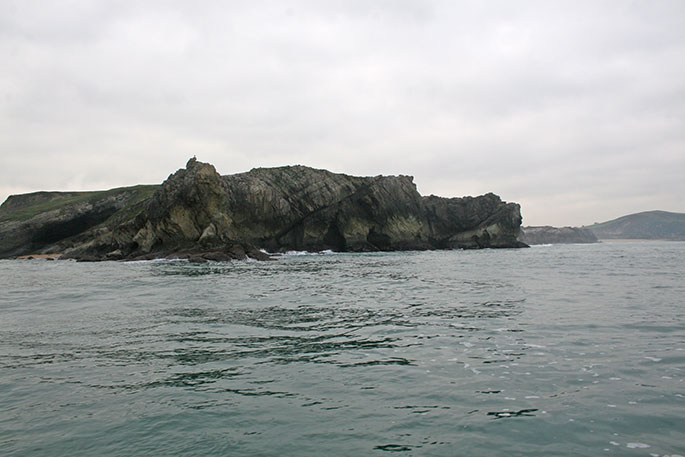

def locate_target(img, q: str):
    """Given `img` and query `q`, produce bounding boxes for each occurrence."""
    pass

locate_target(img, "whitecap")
[282,249,336,256]
[145,258,189,263]
[626,443,650,449]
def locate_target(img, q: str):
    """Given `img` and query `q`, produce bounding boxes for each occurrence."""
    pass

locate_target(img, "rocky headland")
[0,158,527,261]
[518,225,598,245]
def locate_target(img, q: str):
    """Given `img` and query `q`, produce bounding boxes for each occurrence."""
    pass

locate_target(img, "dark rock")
[226,244,247,259]
[187,255,208,263]
[246,248,275,261]
[130,253,159,261]
[0,158,526,260]
[75,255,104,262]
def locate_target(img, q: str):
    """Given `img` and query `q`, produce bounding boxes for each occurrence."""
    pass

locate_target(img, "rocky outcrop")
[0,158,526,261]
[518,226,598,245]
[0,186,157,258]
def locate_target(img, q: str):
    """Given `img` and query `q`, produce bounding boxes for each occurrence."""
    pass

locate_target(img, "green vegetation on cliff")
[0,185,159,222]
[587,210,685,240]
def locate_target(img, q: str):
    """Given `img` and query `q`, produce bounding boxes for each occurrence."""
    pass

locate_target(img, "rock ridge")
[0,158,527,261]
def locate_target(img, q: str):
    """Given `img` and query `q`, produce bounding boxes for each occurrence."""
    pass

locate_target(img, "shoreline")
[598,238,684,242]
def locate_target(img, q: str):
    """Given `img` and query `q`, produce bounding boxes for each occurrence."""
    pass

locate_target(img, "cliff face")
[518,226,598,245]
[0,158,526,260]
[0,186,158,258]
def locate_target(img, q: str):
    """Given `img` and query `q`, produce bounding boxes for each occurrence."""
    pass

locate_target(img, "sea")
[1,241,683,457]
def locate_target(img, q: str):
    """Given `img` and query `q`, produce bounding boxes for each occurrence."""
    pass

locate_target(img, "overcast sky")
[1,0,683,226]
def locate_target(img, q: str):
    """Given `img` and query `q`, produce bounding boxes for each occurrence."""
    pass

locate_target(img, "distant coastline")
[595,238,680,242]
[518,226,597,245]
[586,210,685,241]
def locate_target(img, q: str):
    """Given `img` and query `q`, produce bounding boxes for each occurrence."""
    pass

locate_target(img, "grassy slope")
[0,185,159,223]
[587,210,685,240]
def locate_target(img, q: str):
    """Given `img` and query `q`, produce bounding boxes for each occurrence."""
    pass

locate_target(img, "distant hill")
[587,211,685,240]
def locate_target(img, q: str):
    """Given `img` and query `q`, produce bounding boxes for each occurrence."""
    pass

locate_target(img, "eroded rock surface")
[0,158,526,260]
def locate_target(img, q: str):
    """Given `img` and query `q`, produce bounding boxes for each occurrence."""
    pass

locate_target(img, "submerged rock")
[0,158,527,260]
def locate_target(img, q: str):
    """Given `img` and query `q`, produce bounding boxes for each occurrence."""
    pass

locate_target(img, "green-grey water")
[1,242,684,456]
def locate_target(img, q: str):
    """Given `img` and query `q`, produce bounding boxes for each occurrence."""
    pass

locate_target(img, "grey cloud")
[1,0,683,226]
